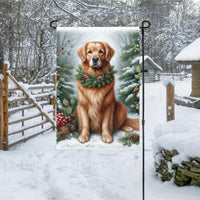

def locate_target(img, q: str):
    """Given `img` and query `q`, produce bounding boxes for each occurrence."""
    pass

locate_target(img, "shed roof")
[175,38,200,63]
[140,55,163,70]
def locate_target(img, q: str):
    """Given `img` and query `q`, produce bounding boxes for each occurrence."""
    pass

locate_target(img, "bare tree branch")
[42,0,54,20]
[52,0,83,23]
[76,0,112,10]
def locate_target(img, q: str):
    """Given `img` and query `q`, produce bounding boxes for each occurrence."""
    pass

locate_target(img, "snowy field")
[0,78,200,200]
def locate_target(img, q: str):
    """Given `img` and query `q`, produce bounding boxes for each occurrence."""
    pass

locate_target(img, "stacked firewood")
[155,148,200,187]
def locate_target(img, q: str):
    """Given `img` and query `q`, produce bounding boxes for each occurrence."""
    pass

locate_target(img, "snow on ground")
[145,78,200,200]
[0,78,200,200]
[57,129,140,149]
[0,132,142,200]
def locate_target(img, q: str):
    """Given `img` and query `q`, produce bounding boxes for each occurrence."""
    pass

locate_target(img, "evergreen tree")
[56,60,77,117]
[118,33,140,114]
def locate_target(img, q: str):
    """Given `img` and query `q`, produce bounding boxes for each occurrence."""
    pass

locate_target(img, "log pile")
[155,148,200,187]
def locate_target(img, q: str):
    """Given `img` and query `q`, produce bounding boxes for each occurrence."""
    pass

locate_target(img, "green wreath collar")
[76,65,118,88]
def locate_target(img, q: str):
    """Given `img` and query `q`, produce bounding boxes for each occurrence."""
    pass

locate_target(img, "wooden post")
[0,78,4,150]
[3,64,9,150]
[166,82,175,121]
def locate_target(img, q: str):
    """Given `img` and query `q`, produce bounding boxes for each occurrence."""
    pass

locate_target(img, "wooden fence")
[159,73,184,81]
[0,64,56,150]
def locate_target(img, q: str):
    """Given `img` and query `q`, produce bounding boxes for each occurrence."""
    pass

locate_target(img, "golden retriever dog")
[76,41,139,143]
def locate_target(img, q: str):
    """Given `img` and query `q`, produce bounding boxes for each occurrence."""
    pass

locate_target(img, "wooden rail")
[9,125,52,147]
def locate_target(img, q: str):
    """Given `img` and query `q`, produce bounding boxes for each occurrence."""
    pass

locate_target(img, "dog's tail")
[121,118,139,132]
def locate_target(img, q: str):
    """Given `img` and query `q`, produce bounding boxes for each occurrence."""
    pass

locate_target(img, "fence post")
[3,64,9,150]
[166,82,175,121]
[0,78,4,150]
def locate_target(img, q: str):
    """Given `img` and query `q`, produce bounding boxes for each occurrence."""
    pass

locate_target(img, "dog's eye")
[99,50,104,54]
[88,50,92,54]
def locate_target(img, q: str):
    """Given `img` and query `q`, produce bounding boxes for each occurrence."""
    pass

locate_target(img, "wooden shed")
[140,55,163,83]
[175,38,200,97]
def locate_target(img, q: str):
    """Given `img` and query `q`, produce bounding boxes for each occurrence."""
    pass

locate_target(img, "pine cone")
[129,133,139,142]
[97,76,103,83]
[57,131,68,140]
[57,126,71,133]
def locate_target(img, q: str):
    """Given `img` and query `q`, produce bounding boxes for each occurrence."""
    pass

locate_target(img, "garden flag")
[56,27,140,149]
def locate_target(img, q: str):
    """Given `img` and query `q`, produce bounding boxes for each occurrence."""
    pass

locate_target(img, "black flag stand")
[140,20,151,200]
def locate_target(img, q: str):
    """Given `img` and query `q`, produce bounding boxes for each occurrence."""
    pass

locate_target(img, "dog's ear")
[77,43,87,62]
[103,42,115,62]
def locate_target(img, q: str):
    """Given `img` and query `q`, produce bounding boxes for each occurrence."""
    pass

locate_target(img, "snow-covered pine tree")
[118,32,140,114]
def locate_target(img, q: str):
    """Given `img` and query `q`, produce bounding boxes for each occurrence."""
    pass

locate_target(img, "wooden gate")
[0,64,56,150]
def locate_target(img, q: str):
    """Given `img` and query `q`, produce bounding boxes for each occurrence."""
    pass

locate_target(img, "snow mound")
[175,38,200,62]
[163,79,175,87]
[153,120,200,164]
[4,61,10,69]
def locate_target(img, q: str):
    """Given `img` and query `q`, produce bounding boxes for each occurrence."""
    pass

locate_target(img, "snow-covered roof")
[140,55,163,70]
[175,38,200,62]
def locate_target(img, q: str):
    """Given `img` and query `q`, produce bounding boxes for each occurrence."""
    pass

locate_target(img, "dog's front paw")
[78,134,89,143]
[121,126,134,132]
[102,134,113,143]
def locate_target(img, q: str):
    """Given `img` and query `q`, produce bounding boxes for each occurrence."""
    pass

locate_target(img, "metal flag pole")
[140,20,151,200]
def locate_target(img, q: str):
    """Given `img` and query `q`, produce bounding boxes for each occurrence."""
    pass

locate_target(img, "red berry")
[60,72,63,75]
[68,117,72,122]
[68,40,70,43]
[61,47,64,50]
[109,72,112,75]
[56,71,59,74]
[105,77,108,80]
[61,51,64,55]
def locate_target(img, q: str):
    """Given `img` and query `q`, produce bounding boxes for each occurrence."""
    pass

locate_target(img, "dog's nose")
[92,57,99,63]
